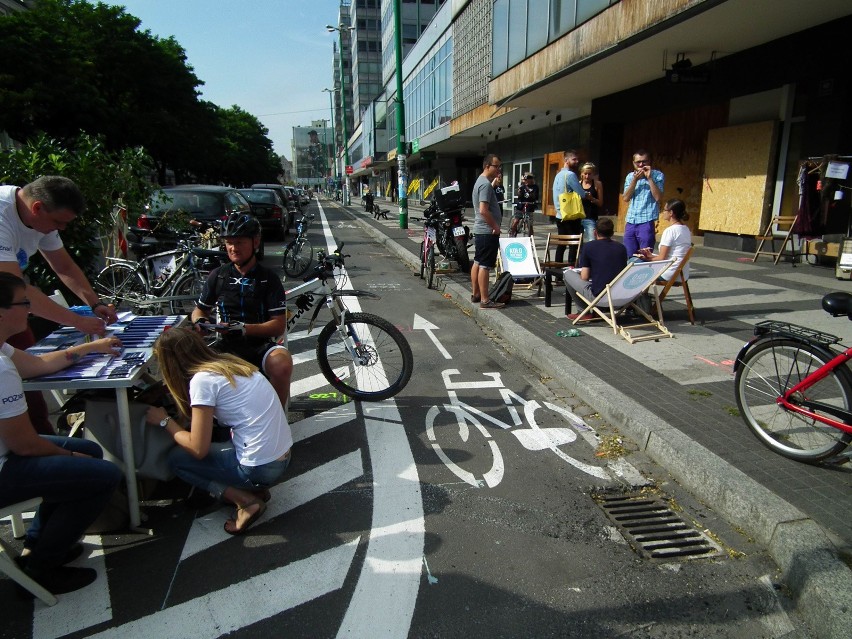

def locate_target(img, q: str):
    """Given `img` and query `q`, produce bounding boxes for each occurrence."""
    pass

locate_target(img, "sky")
[114,0,345,159]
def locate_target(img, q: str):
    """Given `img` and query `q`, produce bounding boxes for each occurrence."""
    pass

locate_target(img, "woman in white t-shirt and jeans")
[637,198,692,282]
[146,328,292,536]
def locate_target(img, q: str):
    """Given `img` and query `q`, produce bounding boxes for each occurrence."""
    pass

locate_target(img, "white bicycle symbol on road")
[425,369,611,488]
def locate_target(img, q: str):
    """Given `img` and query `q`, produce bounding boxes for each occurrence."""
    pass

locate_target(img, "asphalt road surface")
[1,200,811,638]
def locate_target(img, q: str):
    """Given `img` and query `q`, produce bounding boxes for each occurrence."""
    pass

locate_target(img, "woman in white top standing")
[637,198,691,281]
[146,328,292,535]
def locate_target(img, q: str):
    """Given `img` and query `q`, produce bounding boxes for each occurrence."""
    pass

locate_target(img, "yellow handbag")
[558,173,585,221]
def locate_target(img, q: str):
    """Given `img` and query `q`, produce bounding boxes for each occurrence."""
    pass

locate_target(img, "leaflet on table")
[32,353,113,381]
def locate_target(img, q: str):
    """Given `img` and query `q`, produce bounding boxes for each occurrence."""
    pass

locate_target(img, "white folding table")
[22,316,182,529]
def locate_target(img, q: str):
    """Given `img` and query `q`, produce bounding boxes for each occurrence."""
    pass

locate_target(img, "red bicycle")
[734,292,852,462]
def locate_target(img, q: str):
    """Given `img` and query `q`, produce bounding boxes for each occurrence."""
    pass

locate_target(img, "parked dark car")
[283,186,302,213]
[251,183,296,230]
[134,184,265,259]
[238,188,288,240]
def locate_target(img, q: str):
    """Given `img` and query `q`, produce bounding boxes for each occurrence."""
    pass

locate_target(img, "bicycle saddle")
[821,292,852,318]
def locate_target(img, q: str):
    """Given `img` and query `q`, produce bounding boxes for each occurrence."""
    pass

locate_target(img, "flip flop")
[224,499,267,536]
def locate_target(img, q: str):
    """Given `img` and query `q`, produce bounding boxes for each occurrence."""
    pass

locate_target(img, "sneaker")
[480,300,505,309]
[471,295,481,303]
[15,558,97,597]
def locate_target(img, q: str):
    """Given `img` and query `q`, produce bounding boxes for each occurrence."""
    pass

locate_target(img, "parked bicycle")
[95,233,226,315]
[284,243,413,401]
[412,210,443,290]
[733,291,852,463]
[419,192,471,274]
[282,212,315,278]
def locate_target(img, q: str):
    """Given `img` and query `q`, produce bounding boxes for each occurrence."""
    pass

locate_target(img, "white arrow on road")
[413,314,452,360]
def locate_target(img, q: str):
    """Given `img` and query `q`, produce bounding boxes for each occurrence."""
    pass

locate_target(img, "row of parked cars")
[133,183,312,256]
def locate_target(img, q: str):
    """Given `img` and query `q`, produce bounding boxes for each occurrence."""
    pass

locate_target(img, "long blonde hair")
[153,328,258,419]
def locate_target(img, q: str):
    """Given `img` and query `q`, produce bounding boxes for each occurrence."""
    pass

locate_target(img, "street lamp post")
[321,88,338,189]
[326,23,355,206]
[393,0,408,229]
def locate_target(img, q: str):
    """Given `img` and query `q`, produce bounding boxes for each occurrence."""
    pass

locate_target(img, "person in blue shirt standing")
[621,149,664,257]
[551,150,584,263]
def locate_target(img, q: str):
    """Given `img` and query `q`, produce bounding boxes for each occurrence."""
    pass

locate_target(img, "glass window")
[550,0,578,40]
[576,0,609,23]
[527,0,549,55]
[508,0,527,68]
[492,0,510,77]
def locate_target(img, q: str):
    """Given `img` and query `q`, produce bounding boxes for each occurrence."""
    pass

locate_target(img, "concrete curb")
[345,207,852,639]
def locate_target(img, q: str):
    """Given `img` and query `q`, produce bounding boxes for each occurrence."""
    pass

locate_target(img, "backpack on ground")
[488,272,514,304]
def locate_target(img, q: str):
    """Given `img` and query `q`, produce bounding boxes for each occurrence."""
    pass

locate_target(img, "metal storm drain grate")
[596,493,725,561]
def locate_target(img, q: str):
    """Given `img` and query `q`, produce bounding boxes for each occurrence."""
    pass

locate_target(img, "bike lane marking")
[84,540,360,639]
[319,203,425,638]
[179,450,365,561]
[412,314,452,360]
[424,366,617,487]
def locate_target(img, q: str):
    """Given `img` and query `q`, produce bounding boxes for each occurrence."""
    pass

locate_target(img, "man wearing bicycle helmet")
[190,213,293,409]
[509,173,539,237]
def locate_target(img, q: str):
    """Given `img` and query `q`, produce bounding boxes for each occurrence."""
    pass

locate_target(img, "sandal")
[223,499,267,536]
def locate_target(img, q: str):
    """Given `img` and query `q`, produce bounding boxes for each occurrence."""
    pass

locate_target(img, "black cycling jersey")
[198,262,286,331]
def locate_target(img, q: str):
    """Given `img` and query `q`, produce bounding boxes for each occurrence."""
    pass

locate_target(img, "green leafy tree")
[0,132,155,297]
[200,105,281,185]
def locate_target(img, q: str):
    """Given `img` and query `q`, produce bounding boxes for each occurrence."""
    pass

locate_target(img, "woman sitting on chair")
[146,328,292,535]
[636,198,691,282]
[0,272,122,596]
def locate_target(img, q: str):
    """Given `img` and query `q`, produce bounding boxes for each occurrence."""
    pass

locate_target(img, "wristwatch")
[159,416,172,429]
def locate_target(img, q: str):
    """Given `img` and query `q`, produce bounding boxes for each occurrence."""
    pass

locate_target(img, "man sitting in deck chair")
[564,218,628,320]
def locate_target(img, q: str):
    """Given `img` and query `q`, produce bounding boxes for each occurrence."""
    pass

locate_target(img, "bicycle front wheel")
[735,338,852,462]
[169,273,205,315]
[316,312,413,401]
[283,239,313,278]
[518,216,531,237]
[95,263,148,312]
[426,244,436,289]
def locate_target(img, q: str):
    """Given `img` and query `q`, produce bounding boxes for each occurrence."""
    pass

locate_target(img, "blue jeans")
[0,436,122,570]
[581,218,597,243]
[169,442,290,500]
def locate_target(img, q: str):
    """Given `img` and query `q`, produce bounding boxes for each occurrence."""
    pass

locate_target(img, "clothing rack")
[797,154,852,264]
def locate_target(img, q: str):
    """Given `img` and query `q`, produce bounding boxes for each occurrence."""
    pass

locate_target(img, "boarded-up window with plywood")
[700,121,777,235]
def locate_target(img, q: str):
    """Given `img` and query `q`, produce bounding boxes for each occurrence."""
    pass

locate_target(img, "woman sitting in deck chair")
[635,198,691,283]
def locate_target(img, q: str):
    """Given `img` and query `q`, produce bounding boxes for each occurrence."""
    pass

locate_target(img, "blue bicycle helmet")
[220,213,260,238]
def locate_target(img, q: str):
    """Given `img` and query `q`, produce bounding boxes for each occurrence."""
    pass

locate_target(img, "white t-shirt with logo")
[0,342,26,470]
[189,370,292,467]
[0,185,64,271]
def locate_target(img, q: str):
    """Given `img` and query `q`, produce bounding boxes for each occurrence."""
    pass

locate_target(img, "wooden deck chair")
[537,233,583,297]
[0,498,58,605]
[496,236,542,290]
[572,260,676,344]
[656,246,696,324]
[753,214,798,265]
